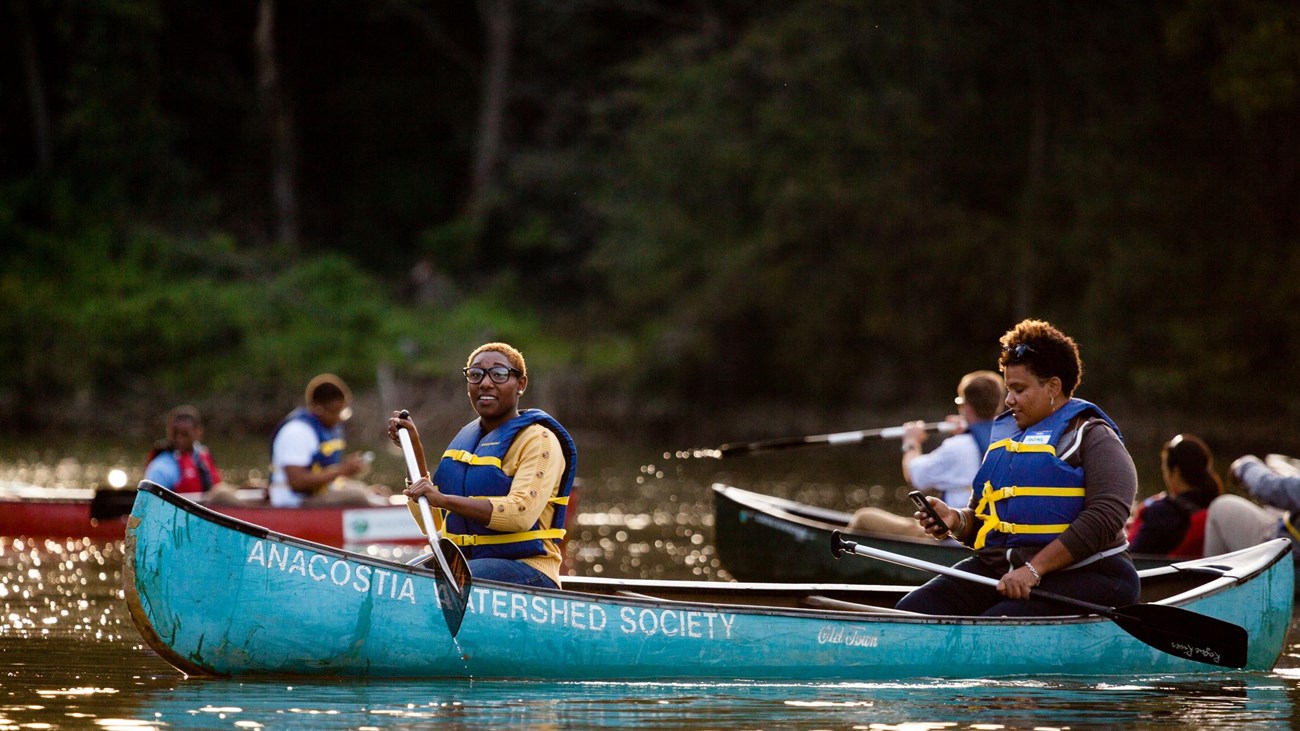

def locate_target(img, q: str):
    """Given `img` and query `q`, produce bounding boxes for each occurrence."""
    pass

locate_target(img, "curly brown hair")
[997,319,1083,397]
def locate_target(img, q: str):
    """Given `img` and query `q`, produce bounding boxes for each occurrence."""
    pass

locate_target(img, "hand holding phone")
[908,490,949,538]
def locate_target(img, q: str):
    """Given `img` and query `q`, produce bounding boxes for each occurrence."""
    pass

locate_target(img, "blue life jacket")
[269,407,346,475]
[971,399,1122,550]
[967,420,994,456]
[433,409,578,561]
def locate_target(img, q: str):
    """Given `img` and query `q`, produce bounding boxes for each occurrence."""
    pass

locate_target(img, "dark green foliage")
[2,0,1299,433]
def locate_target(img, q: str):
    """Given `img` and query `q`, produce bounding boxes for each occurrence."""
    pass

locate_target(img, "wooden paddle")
[397,410,472,638]
[830,530,1248,669]
[714,420,957,458]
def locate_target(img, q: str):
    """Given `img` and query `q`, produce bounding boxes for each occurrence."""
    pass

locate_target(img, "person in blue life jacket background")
[847,370,1005,538]
[897,319,1140,616]
[387,342,577,589]
[269,373,387,507]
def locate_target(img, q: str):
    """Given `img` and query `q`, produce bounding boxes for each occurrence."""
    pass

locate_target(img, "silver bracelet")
[951,509,967,538]
[1024,560,1042,586]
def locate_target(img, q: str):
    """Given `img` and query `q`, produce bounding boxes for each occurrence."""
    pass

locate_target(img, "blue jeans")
[469,558,558,589]
[895,553,1139,616]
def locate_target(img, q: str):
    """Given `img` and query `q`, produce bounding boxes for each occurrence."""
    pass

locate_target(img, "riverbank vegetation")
[3,1,1297,446]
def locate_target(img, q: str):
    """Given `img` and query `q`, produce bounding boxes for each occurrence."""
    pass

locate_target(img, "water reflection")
[6,675,1295,730]
[6,444,1300,729]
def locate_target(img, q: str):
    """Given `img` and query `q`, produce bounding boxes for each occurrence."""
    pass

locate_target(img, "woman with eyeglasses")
[1125,434,1223,557]
[386,342,578,589]
[898,319,1140,616]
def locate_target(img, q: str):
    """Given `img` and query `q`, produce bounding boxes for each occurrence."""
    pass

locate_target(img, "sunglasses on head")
[1002,343,1036,361]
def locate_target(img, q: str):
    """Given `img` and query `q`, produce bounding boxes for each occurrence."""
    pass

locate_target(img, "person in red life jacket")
[270,374,385,507]
[144,406,242,505]
[1126,434,1222,557]
[897,318,1140,616]
[386,342,577,589]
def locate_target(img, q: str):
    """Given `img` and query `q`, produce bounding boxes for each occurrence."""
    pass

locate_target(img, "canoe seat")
[801,595,923,616]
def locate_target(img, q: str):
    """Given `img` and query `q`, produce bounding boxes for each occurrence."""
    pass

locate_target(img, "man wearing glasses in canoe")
[847,370,1005,538]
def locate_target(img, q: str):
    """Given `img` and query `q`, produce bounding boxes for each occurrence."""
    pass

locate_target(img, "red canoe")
[0,481,428,547]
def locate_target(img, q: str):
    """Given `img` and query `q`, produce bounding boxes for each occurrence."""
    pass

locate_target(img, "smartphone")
[908,490,949,537]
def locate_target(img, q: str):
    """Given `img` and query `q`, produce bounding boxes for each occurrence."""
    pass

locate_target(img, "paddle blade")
[1110,603,1248,669]
[90,488,137,521]
[420,539,472,637]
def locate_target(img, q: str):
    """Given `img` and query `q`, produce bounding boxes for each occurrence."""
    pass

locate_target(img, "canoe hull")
[125,482,1292,680]
[714,484,1179,584]
[0,481,425,547]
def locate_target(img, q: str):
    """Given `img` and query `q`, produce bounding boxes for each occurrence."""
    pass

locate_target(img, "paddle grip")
[396,410,422,483]
[829,530,851,558]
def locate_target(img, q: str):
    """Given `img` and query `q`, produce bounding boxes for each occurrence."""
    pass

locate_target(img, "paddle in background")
[703,421,958,459]
[829,530,1248,669]
[397,409,472,637]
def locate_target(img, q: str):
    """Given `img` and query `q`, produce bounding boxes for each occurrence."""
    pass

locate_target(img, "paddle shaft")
[831,531,1249,668]
[397,422,461,592]
[718,420,957,458]
[838,535,1115,616]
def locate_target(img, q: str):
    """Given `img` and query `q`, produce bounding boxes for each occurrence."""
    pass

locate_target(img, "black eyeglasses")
[1002,343,1036,361]
[463,366,521,384]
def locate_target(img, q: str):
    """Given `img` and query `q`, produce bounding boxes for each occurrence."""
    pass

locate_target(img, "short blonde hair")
[466,342,527,379]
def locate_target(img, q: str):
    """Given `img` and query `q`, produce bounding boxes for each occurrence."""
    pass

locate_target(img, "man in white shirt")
[848,370,1005,537]
[269,373,379,507]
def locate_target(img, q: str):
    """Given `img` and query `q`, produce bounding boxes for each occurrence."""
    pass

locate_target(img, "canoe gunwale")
[714,482,957,548]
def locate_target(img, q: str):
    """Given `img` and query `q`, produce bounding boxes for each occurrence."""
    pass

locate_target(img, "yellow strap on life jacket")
[550,495,569,506]
[972,481,1087,549]
[441,449,503,469]
[1283,513,1300,543]
[444,527,567,547]
[319,438,346,457]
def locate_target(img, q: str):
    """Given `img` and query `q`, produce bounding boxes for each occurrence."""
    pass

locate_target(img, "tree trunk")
[1016,2,1054,319]
[255,0,300,246]
[16,0,52,178]
[468,0,513,217]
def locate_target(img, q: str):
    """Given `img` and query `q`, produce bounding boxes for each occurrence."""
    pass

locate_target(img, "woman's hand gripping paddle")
[397,410,472,637]
[830,531,1248,669]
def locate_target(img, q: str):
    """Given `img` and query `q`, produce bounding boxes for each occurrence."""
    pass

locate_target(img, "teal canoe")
[125,481,1292,680]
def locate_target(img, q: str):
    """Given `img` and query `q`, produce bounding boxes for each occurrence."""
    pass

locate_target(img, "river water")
[3,435,1300,729]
